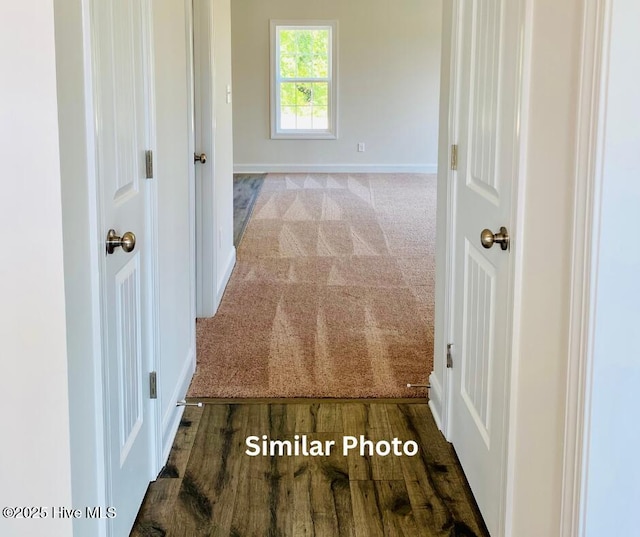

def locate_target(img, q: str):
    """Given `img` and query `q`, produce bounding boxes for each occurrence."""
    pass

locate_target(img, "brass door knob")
[480,226,509,251]
[106,229,136,254]
[194,152,207,164]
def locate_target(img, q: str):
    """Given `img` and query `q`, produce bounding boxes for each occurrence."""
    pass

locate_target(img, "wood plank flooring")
[131,401,489,537]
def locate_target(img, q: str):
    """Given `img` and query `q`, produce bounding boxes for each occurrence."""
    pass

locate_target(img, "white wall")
[583,0,640,534]
[231,0,442,173]
[0,2,73,536]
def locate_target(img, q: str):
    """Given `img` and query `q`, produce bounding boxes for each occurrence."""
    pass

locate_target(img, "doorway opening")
[133,0,495,535]
[189,0,441,403]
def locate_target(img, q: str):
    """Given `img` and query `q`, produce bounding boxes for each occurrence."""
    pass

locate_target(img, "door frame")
[560,0,610,534]
[185,0,198,336]
[57,0,606,533]
[434,0,533,534]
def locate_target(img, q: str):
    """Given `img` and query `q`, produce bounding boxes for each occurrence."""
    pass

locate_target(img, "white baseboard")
[160,347,196,465]
[234,164,437,174]
[428,371,444,431]
[214,246,236,312]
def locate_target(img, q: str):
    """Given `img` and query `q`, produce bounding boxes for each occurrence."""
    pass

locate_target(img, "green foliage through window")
[276,25,333,132]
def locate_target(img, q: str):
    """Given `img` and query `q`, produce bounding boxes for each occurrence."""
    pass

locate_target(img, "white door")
[193,0,217,317]
[448,0,524,534]
[150,0,197,458]
[92,0,156,534]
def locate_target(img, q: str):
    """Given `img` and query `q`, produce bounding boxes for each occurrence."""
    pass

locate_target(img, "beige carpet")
[188,173,436,398]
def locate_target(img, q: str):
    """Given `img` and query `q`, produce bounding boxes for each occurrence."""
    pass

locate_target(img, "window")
[270,20,338,139]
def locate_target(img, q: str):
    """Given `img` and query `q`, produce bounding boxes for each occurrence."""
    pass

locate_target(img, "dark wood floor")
[131,401,488,537]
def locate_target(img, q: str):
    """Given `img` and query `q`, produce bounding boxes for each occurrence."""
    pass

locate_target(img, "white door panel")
[460,239,496,447]
[113,256,144,466]
[449,0,523,534]
[91,0,155,534]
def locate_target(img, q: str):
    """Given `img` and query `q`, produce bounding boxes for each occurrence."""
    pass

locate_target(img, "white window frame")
[270,20,338,139]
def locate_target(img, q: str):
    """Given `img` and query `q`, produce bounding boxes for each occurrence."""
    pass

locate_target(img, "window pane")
[296,31,313,56]
[280,55,297,78]
[311,30,330,56]
[279,30,297,55]
[312,107,329,130]
[279,104,329,131]
[280,83,297,106]
[296,55,313,78]
[312,83,328,106]
[278,28,330,80]
[280,105,297,129]
[295,83,313,106]
[296,106,313,129]
[312,56,329,78]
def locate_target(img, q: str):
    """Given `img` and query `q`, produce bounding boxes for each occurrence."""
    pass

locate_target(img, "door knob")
[106,229,136,254]
[480,226,509,251]
[194,152,207,164]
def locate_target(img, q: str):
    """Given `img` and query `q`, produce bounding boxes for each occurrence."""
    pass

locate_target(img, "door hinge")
[149,371,157,399]
[446,344,454,368]
[450,144,458,171]
[145,150,154,179]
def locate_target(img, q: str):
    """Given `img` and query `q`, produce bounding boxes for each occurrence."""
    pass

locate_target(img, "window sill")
[271,131,337,140]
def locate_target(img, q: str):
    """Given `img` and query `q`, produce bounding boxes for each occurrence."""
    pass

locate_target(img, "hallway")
[132,401,488,536]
